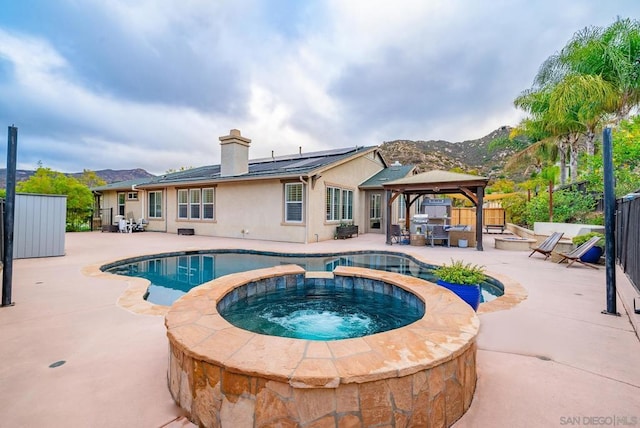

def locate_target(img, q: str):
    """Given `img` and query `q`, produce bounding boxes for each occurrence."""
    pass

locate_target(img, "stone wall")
[168,341,477,427]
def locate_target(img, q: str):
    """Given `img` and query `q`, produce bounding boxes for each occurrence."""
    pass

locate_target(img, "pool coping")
[82,250,528,317]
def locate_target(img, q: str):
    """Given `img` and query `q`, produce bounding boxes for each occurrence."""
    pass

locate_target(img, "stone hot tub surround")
[165,265,479,428]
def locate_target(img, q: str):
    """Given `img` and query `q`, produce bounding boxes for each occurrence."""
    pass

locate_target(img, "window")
[202,188,214,220]
[189,189,200,219]
[178,190,188,219]
[342,189,353,221]
[326,186,353,222]
[127,192,138,201]
[370,193,381,229]
[148,191,162,218]
[326,187,340,221]
[117,192,125,216]
[397,194,407,220]
[177,188,215,220]
[285,183,303,222]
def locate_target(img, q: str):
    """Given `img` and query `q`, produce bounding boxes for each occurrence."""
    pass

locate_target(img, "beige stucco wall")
[308,150,385,241]
[106,150,386,243]
[99,191,143,225]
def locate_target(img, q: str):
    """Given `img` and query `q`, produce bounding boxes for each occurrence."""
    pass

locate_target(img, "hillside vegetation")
[378,126,529,178]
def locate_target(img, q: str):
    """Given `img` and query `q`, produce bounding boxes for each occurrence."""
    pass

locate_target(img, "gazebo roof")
[383,170,488,193]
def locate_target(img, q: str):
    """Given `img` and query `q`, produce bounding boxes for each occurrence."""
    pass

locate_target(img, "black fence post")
[2,126,17,307]
[602,127,619,316]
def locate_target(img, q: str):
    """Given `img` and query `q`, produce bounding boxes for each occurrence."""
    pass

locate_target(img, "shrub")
[523,189,596,228]
[572,232,604,247]
[433,259,486,285]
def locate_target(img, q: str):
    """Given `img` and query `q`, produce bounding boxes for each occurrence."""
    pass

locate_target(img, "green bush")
[572,232,604,247]
[523,189,596,228]
[433,259,486,285]
[502,193,528,226]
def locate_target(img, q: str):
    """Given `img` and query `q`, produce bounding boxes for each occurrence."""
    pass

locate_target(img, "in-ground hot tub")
[165,265,479,427]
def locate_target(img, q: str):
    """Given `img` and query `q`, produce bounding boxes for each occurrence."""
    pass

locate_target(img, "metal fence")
[616,194,640,293]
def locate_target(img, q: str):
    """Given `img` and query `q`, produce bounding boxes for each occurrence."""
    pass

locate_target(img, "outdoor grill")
[410,214,430,234]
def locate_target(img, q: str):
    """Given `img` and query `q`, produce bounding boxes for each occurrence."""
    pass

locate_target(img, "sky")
[1,1,639,175]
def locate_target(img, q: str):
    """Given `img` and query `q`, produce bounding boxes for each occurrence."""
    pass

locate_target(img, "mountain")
[0,168,155,189]
[378,126,529,178]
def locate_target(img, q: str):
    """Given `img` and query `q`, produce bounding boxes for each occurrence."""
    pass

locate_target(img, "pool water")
[104,250,504,306]
[221,287,423,340]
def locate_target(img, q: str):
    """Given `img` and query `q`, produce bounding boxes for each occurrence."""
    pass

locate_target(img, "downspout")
[300,176,309,244]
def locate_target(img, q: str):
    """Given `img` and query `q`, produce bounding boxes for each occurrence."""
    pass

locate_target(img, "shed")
[14,193,66,259]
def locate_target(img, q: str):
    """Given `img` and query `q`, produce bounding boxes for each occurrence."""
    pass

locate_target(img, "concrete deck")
[0,231,638,427]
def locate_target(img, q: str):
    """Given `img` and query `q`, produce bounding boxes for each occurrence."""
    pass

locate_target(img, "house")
[92,129,414,243]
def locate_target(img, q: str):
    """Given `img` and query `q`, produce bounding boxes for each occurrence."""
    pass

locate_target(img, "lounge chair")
[390,224,409,244]
[528,232,564,260]
[555,236,602,269]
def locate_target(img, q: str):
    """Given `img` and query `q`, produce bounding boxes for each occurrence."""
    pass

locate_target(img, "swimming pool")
[103,249,504,306]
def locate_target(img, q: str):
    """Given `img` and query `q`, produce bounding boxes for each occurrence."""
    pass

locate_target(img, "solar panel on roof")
[283,158,321,169]
[250,146,364,163]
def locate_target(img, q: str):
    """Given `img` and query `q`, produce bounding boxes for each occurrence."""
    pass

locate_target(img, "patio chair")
[132,218,148,232]
[528,232,564,260]
[555,236,602,269]
[390,224,409,244]
[427,225,450,247]
[118,218,130,233]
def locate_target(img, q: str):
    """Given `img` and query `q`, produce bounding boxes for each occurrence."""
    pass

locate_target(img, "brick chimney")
[219,129,251,177]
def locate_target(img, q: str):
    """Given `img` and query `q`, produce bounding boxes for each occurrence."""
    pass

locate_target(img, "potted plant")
[336,222,358,239]
[572,232,605,263]
[433,259,485,311]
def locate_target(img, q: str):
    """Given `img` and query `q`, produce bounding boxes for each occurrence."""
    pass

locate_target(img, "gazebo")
[382,170,489,250]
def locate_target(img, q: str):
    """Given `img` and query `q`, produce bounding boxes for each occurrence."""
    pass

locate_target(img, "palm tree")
[537,18,640,123]
[513,18,640,183]
[513,86,576,184]
[547,74,617,158]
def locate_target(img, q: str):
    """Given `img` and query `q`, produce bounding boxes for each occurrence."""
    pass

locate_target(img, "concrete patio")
[1,231,638,427]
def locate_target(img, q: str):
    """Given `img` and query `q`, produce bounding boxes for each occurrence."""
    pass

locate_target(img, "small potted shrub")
[572,232,605,263]
[336,222,358,239]
[433,259,485,311]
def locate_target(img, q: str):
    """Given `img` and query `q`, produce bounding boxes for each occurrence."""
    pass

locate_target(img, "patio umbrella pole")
[2,125,17,307]
[601,127,619,316]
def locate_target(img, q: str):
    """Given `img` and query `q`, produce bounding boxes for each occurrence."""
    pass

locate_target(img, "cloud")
[0,0,638,174]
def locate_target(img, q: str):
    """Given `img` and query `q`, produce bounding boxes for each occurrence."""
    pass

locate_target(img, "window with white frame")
[127,192,138,200]
[326,186,354,222]
[284,182,303,222]
[370,193,381,228]
[178,189,188,219]
[342,189,353,221]
[117,192,125,216]
[397,194,407,220]
[202,188,214,219]
[177,188,215,220]
[189,189,201,219]
[148,190,163,218]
